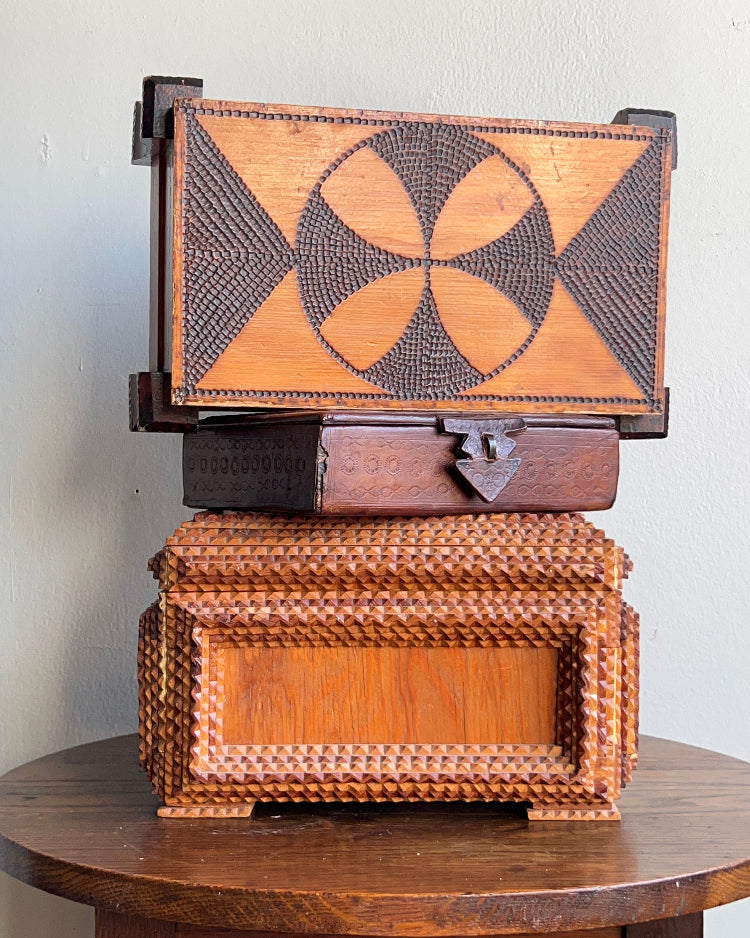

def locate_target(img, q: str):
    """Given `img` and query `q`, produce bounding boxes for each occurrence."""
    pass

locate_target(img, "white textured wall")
[1,1,749,935]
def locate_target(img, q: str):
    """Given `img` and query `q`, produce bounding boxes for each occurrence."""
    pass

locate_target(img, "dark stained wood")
[618,388,670,439]
[136,78,203,369]
[97,909,175,936]
[142,76,204,140]
[131,102,154,166]
[1,736,749,934]
[625,912,702,936]
[129,372,198,433]
[611,109,677,169]
[150,136,170,371]
[181,418,620,512]
[96,913,622,938]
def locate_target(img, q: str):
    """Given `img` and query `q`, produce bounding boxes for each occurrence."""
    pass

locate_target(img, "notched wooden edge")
[133,76,204,165]
[142,76,204,139]
[129,372,198,432]
[618,389,670,439]
[612,108,677,169]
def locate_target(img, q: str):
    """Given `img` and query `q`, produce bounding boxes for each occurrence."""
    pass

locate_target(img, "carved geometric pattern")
[149,511,629,593]
[295,187,416,329]
[139,512,639,820]
[296,126,554,396]
[452,198,555,330]
[555,140,664,397]
[366,124,496,240]
[174,102,671,411]
[359,282,484,397]
[182,115,294,386]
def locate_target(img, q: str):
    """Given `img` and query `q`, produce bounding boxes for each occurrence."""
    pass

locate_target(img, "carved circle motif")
[296,124,556,398]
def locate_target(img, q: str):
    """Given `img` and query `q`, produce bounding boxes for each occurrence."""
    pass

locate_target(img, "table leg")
[625,912,703,937]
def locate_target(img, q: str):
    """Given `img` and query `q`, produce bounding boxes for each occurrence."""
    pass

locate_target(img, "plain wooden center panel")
[220,645,558,746]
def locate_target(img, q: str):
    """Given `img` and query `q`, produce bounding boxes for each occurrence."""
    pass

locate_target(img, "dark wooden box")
[183,413,619,513]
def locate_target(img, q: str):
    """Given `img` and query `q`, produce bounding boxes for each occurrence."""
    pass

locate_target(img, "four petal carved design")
[296,125,556,397]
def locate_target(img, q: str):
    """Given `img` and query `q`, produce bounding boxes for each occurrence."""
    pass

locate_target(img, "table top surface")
[0,734,749,935]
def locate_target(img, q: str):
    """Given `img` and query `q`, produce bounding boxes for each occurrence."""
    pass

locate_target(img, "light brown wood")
[139,512,637,819]
[196,114,382,245]
[319,268,424,370]
[430,266,532,373]
[169,97,672,416]
[473,132,650,253]
[220,645,558,745]
[430,154,535,258]
[319,144,424,255]
[196,270,379,394]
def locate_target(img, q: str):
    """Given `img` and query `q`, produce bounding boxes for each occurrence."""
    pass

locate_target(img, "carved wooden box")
[164,98,673,418]
[139,512,638,821]
[183,413,619,513]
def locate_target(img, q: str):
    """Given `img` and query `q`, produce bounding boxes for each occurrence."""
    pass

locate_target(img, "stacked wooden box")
[131,77,673,820]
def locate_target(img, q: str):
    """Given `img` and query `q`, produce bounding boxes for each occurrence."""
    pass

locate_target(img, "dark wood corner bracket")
[132,77,204,377]
[611,108,677,169]
[132,76,204,161]
[618,388,670,439]
[129,372,198,433]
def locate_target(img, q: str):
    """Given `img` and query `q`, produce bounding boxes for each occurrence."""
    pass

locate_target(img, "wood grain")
[220,645,558,746]
[2,736,747,934]
[96,910,623,937]
[97,912,623,937]
[626,913,703,937]
[470,282,644,400]
[168,97,672,416]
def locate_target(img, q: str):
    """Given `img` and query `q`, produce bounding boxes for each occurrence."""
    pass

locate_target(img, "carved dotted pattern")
[181,116,294,387]
[178,104,667,407]
[296,124,555,396]
[153,511,628,594]
[555,138,664,397]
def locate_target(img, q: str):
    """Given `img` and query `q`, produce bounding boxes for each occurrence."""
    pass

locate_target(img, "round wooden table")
[1,736,749,938]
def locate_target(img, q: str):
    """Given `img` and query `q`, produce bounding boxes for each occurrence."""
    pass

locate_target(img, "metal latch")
[441,418,526,502]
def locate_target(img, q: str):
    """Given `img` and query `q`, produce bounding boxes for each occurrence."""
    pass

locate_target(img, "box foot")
[528,802,621,821]
[158,802,256,818]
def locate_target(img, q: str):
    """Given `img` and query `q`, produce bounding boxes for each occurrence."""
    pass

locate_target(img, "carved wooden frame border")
[170,100,672,416]
[139,595,634,817]
[183,599,611,799]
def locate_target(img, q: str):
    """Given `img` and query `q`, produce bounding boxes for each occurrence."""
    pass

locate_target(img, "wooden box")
[139,512,638,821]
[161,97,672,418]
[183,413,620,513]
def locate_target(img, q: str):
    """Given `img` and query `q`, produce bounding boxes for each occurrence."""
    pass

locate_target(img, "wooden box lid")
[169,98,673,418]
[149,512,630,594]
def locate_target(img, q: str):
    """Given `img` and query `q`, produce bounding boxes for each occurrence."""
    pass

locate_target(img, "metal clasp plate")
[441,417,526,502]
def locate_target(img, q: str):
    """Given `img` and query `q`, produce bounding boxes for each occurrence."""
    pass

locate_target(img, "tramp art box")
[130,76,675,820]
